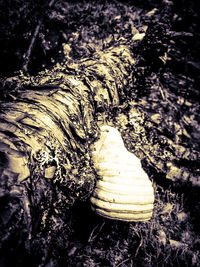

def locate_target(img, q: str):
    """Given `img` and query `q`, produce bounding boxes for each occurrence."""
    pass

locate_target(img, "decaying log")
[0,43,135,189]
[0,38,200,265]
[0,43,136,266]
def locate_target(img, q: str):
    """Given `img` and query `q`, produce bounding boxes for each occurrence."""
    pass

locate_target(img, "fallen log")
[0,43,136,266]
[0,37,200,265]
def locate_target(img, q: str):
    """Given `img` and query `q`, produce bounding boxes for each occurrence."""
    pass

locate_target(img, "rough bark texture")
[0,39,200,265]
[0,43,136,266]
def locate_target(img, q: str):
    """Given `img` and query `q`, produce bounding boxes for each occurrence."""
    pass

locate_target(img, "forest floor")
[0,0,200,266]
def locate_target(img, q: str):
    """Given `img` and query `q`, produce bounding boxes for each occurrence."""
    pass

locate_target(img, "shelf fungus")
[90,126,154,222]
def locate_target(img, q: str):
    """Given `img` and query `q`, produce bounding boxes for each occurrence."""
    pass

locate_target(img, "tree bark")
[0,43,136,266]
[0,41,199,266]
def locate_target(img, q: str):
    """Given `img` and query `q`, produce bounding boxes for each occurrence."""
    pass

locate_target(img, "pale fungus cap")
[90,125,155,222]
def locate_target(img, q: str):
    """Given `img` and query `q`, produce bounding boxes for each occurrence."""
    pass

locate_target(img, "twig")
[22,21,42,73]
[22,0,56,73]
[116,257,132,267]
[88,221,105,243]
